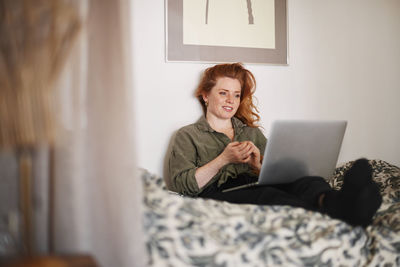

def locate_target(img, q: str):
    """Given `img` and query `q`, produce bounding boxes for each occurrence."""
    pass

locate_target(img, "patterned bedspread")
[142,160,400,266]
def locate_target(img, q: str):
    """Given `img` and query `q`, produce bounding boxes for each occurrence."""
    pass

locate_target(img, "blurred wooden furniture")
[1,254,97,267]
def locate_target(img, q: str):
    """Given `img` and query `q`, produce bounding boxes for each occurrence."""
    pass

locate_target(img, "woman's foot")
[323,158,382,227]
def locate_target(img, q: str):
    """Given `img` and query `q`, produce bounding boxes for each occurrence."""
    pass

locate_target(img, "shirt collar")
[196,116,247,133]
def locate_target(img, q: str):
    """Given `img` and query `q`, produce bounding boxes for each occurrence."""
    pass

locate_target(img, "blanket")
[142,160,400,266]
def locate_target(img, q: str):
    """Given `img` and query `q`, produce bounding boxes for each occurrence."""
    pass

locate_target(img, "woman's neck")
[206,114,234,139]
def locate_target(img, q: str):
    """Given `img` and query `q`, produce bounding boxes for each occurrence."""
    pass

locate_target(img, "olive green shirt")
[169,116,267,196]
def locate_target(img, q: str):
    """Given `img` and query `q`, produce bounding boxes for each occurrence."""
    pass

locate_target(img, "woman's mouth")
[223,106,233,112]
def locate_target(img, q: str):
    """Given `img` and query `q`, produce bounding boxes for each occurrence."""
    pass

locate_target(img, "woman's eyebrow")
[219,89,241,94]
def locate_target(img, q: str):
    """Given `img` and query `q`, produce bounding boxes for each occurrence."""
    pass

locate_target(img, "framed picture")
[166,0,288,65]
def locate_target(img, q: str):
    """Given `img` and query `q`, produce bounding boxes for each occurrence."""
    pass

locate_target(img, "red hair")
[194,63,260,127]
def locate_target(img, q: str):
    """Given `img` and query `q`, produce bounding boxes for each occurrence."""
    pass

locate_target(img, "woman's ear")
[202,92,208,103]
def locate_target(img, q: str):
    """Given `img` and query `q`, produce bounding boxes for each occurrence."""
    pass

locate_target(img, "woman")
[169,63,381,227]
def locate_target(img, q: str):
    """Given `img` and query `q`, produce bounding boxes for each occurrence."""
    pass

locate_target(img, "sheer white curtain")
[53,0,145,266]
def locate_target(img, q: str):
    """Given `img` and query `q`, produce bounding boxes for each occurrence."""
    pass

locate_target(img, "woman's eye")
[235,94,241,98]
[219,92,226,95]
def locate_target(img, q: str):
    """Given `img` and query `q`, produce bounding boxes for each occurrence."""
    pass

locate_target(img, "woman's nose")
[226,96,233,103]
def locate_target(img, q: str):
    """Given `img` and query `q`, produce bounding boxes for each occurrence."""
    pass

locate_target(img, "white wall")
[132,0,400,177]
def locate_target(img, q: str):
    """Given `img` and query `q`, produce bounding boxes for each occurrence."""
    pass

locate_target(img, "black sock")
[342,158,373,192]
[323,159,382,227]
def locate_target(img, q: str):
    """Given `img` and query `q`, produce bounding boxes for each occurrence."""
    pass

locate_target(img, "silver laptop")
[222,120,347,192]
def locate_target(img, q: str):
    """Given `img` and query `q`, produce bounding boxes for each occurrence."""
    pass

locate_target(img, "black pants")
[198,174,333,212]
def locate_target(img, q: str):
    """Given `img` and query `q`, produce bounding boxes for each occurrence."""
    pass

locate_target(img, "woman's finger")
[243,154,252,162]
[239,142,252,153]
[228,141,240,148]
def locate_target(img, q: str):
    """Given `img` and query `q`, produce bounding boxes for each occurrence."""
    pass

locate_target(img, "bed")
[142,160,400,266]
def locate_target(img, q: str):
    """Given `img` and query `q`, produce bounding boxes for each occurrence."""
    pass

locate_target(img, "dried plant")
[0,0,81,148]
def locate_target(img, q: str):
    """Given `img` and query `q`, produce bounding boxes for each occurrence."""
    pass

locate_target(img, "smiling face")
[202,77,242,121]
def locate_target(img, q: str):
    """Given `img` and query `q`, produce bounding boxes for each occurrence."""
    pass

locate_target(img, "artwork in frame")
[166,0,288,65]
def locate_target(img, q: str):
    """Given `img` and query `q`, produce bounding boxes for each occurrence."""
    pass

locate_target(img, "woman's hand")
[220,141,261,170]
[195,142,251,189]
[220,141,252,164]
[195,141,262,189]
[242,141,262,173]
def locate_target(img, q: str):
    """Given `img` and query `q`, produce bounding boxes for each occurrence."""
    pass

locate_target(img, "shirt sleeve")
[253,127,267,156]
[168,129,201,196]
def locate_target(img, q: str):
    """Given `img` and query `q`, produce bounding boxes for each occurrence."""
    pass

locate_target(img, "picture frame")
[166,0,288,65]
